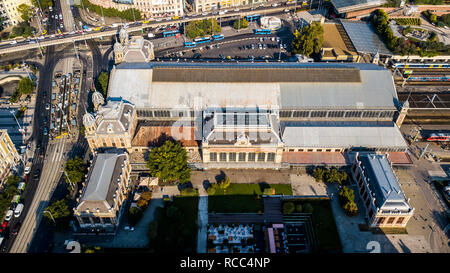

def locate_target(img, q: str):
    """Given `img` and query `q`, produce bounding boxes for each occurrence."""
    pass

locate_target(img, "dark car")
[12,222,21,236]
[193,53,201,59]
[33,169,41,180]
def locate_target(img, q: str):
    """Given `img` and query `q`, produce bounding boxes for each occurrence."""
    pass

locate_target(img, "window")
[93,217,101,224]
[267,153,275,162]
[293,110,310,118]
[229,153,236,162]
[345,111,362,118]
[377,217,385,225]
[387,217,395,224]
[238,153,246,162]
[103,218,112,224]
[396,217,405,225]
[81,217,91,224]
[310,111,327,118]
[257,153,265,162]
[219,152,227,162]
[328,110,345,118]
[210,152,217,162]
[248,153,256,161]
[279,110,292,118]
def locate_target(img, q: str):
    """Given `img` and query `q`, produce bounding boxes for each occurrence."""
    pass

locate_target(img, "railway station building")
[74,150,132,233]
[83,61,411,170]
[350,153,414,228]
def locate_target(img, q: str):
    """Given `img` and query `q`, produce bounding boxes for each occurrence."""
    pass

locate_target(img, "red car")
[0,221,8,233]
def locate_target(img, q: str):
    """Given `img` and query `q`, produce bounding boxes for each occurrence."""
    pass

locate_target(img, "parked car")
[9,40,17,45]
[33,169,41,180]
[14,204,24,218]
[11,222,21,236]
[0,221,7,233]
[43,127,48,136]
[5,210,13,221]
[24,166,31,175]
[45,103,50,110]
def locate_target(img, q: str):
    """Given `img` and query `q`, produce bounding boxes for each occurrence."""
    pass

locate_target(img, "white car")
[14,203,24,218]
[234,8,240,12]
[156,18,163,21]
[111,23,119,27]
[219,11,225,15]
[5,210,13,221]
[9,40,17,45]
[24,166,31,174]
[38,36,45,40]
[272,3,279,7]
[202,12,208,16]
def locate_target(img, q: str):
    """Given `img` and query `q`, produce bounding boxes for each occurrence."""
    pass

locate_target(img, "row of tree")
[372,9,450,56]
[76,0,142,22]
[282,201,314,214]
[0,176,21,221]
[338,186,358,216]
[312,167,348,185]
[233,18,249,30]
[185,19,221,39]
[422,10,450,28]
[291,22,324,57]
[9,77,35,103]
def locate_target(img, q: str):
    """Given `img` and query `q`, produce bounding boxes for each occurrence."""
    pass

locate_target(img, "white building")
[87,0,184,18]
[0,0,32,27]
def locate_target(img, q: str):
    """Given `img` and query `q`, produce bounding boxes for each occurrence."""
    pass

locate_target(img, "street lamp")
[43,210,56,225]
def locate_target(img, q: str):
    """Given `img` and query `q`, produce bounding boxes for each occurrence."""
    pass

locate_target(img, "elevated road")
[0,4,297,55]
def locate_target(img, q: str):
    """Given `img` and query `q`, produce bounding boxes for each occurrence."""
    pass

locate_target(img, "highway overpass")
[0,5,297,55]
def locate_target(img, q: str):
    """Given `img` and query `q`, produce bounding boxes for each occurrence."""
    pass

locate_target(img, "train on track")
[406,74,450,82]
[426,133,450,142]
[392,63,450,69]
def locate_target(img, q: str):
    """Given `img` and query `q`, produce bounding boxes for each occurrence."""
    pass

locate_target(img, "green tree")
[303,203,314,213]
[17,4,33,22]
[313,167,327,182]
[136,191,152,209]
[18,77,35,95]
[65,156,85,184]
[44,199,71,228]
[233,18,248,30]
[185,19,221,39]
[147,140,191,184]
[219,176,231,190]
[32,0,53,9]
[95,71,109,97]
[180,187,199,196]
[10,22,35,38]
[291,22,324,57]
[430,14,438,24]
[128,207,143,226]
[207,184,217,195]
[283,202,295,214]
[325,168,340,183]
[343,201,358,216]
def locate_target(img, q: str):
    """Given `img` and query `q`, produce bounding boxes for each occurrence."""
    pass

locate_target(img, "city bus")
[245,14,261,22]
[253,29,272,35]
[163,30,180,37]
[184,42,197,48]
[194,36,211,44]
[212,34,224,41]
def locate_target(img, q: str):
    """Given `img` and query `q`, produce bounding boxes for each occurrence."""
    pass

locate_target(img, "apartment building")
[0,0,32,26]
[193,0,268,13]
[0,129,21,185]
[87,0,184,18]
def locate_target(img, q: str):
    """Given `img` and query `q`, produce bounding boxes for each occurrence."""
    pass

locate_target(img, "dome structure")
[119,28,128,45]
[92,90,105,108]
[83,112,96,127]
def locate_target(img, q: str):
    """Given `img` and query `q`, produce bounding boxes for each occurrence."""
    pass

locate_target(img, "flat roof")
[108,62,397,110]
[282,122,408,149]
[331,0,387,13]
[340,20,392,56]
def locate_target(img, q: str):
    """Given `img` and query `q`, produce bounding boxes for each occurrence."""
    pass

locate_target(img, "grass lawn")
[148,196,199,252]
[283,199,342,252]
[208,183,292,213]
[209,195,263,213]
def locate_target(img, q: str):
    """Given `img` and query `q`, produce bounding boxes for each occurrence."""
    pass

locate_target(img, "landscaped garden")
[393,17,421,26]
[372,9,450,56]
[282,198,342,252]
[147,196,199,252]
[208,182,293,213]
